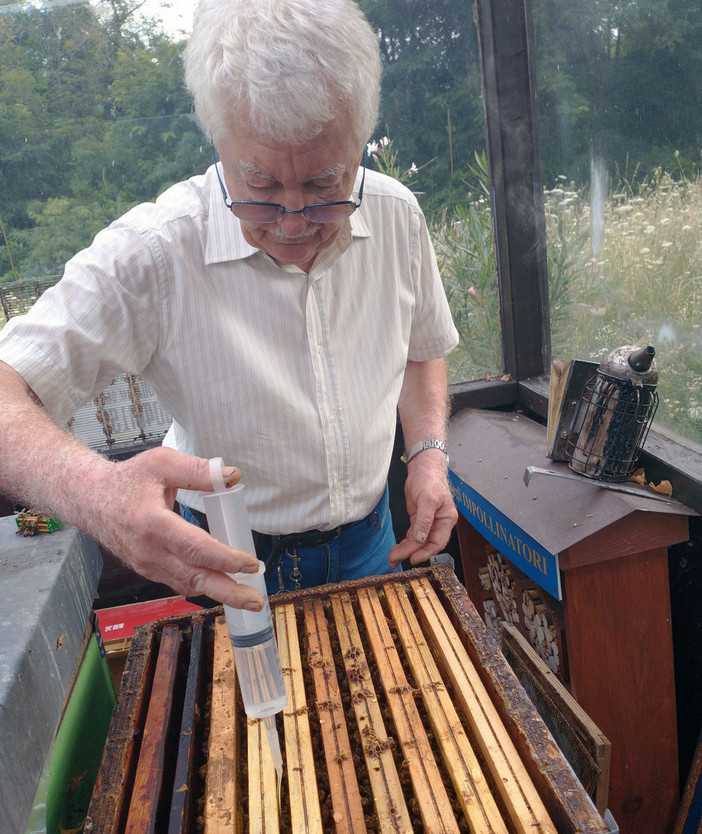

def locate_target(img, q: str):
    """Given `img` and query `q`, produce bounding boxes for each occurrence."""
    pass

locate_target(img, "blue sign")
[449,470,562,600]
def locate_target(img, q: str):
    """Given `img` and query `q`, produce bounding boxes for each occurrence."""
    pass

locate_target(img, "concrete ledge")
[0,515,102,834]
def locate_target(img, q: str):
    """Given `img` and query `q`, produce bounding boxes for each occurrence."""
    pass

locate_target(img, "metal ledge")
[448,377,702,516]
[0,516,102,834]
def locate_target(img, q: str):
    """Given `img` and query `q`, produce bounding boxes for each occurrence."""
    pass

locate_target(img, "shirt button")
[328,413,336,424]
[316,344,323,353]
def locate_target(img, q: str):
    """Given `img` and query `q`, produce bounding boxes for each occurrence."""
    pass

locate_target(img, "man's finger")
[389,536,421,568]
[133,447,241,493]
[159,510,260,575]
[190,569,266,611]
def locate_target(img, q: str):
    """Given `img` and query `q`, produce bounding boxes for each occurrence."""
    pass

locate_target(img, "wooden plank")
[125,624,183,834]
[303,598,367,833]
[205,615,241,834]
[409,576,558,834]
[86,625,160,834]
[169,620,206,834]
[275,603,323,834]
[498,622,611,815]
[563,549,679,834]
[546,359,598,460]
[247,715,280,834]
[428,565,609,834]
[384,582,510,834]
[330,592,413,834]
[356,587,461,834]
[559,512,690,570]
[673,725,702,834]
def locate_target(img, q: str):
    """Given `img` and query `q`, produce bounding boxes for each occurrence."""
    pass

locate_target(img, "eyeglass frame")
[211,144,365,224]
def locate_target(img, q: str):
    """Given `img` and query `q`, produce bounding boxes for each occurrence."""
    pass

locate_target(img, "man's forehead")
[234,158,347,181]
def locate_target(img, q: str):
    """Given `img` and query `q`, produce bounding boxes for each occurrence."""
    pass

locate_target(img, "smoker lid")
[447,409,695,565]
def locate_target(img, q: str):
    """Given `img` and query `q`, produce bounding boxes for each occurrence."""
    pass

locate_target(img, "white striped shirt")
[0,166,458,533]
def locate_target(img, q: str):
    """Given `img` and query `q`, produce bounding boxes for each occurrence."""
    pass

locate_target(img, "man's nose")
[277,196,309,235]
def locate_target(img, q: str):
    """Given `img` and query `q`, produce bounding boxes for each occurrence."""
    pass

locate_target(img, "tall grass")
[433,164,702,445]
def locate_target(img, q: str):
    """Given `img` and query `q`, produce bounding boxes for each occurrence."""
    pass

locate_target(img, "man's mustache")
[266,223,322,242]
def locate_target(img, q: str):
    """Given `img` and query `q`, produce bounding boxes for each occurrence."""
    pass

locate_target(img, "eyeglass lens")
[229,201,357,224]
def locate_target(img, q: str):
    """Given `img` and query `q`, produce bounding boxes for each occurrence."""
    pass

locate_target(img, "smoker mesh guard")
[85,565,608,834]
[567,374,659,482]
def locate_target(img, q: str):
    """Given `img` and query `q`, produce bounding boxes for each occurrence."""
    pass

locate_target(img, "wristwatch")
[401,438,449,465]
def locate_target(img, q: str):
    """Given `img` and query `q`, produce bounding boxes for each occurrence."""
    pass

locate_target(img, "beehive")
[85,565,609,833]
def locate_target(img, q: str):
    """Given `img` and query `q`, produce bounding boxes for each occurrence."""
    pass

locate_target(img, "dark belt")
[178,503,351,580]
[255,526,347,585]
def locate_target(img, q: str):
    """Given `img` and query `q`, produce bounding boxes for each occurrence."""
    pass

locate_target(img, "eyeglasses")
[212,146,365,224]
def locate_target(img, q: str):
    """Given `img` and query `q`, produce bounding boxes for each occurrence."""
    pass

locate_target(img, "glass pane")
[533,0,702,446]
[359,2,501,382]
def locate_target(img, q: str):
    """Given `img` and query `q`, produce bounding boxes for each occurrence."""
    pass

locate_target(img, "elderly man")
[0,0,458,609]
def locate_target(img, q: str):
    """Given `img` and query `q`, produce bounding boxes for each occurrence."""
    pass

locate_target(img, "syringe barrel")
[202,481,256,552]
[202,481,271,635]
[230,636,288,717]
[222,567,287,717]
[201,469,287,717]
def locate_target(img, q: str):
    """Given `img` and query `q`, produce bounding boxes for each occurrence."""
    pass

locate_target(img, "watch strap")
[401,438,448,464]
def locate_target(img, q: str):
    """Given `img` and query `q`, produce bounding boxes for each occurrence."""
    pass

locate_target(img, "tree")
[0,1,206,280]
[359,0,484,215]
[532,0,702,182]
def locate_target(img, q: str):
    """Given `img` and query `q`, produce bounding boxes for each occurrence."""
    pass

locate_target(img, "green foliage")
[0,2,206,280]
[541,179,591,356]
[3,0,702,279]
[436,200,502,381]
[429,152,590,383]
[541,167,702,443]
[431,153,502,380]
[23,197,116,276]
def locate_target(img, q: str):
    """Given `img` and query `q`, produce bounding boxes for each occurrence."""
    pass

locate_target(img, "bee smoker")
[566,345,659,482]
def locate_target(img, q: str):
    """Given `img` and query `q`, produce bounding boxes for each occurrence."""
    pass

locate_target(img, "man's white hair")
[184,0,381,149]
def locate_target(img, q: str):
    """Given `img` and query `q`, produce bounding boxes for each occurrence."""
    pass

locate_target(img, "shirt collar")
[204,164,370,268]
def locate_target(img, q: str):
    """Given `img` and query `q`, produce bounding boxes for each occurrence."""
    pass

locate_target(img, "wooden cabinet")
[448,409,695,834]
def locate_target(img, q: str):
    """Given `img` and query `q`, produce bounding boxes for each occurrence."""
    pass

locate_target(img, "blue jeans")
[179,484,398,595]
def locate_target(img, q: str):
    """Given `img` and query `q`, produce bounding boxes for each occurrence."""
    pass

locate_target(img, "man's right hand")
[99,447,264,609]
[0,361,263,611]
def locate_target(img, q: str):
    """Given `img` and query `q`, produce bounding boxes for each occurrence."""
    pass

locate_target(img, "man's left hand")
[388,452,458,569]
